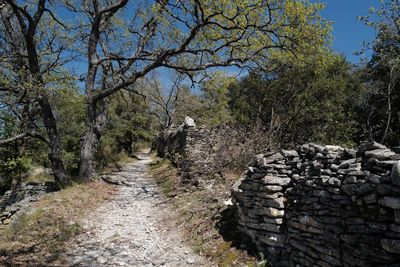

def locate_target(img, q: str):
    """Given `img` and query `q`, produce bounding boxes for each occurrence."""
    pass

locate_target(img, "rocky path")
[65,153,211,267]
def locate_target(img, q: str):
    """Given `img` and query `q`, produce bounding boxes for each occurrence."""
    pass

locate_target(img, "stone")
[358,141,387,153]
[377,184,400,195]
[341,184,356,195]
[262,176,291,186]
[391,160,400,185]
[376,160,398,168]
[263,153,284,164]
[380,197,400,209]
[326,145,342,152]
[363,193,377,204]
[309,143,328,154]
[258,232,285,247]
[356,183,375,195]
[344,148,357,158]
[328,178,341,187]
[184,116,196,127]
[339,158,356,169]
[263,207,284,218]
[365,149,396,160]
[97,256,108,264]
[343,176,357,184]
[265,186,283,192]
[381,239,400,254]
[281,149,299,158]
[367,174,382,184]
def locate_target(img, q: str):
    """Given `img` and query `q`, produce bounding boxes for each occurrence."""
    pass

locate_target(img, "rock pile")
[232,142,400,266]
[0,182,56,230]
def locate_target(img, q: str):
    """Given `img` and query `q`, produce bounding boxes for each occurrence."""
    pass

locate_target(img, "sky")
[319,0,378,63]
[64,0,382,89]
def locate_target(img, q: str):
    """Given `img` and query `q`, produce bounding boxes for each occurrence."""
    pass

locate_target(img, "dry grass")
[149,156,260,267]
[24,166,54,184]
[0,181,115,266]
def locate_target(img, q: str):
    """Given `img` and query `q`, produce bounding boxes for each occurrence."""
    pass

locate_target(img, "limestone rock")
[262,176,291,186]
[358,142,387,153]
[184,116,196,127]
[381,239,400,254]
[391,161,400,185]
[281,150,299,158]
[364,149,396,160]
[380,197,400,209]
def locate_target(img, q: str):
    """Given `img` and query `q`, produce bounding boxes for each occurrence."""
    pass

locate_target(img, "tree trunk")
[79,100,108,181]
[79,126,98,181]
[36,94,70,188]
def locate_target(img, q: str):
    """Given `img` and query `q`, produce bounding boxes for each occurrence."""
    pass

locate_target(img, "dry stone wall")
[232,142,400,266]
[159,122,231,184]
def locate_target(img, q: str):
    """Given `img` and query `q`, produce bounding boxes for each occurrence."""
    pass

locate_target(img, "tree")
[228,55,361,147]
[197,71,234,126]
[0,0,72,187]
[358,0,400,146]
[62,0,330,180]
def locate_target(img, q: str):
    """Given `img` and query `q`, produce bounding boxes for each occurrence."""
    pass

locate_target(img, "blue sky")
[319,0,378,63]
[151,0,382,90]
[64,0,381,89]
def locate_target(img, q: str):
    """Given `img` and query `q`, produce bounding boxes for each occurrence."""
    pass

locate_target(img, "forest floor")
[60,151,213,267]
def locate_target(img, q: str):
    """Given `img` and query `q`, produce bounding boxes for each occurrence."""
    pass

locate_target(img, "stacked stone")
[174,124,233,184]
[232,142,400,266]
[0,182,56,230]
[232,150,294,262]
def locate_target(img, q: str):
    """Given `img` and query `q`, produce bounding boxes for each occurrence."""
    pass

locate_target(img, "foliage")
[228,55,361,147]
[357,0,400,146]
[50,86,85,175]
[95,91,153,168]
[198,72,235,126]
[0,111,29,193]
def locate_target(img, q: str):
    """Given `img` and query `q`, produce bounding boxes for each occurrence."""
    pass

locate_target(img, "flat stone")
[262,176,291,186]
[341,184,356,195]
[391,161,400,185]
[258,233,285,247]
[328,178,341,187]
[339,159,356,169]
[281,149,299,158]
[326,145,343,152]
[263,207,284,218]
[380,196,400,209]
[365,149,396,160]
[377,184,400,195]
[265,186,283,192]
[263,153,284,164]
[381,239,400,254]
[358,141,387,153]
[309,143,328,154]
[343,176,357,184]
[356,183,375,195]
[367,174,382,184]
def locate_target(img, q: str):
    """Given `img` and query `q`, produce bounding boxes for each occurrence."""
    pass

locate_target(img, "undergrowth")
[0,181,115,266]
[149,156,263,267]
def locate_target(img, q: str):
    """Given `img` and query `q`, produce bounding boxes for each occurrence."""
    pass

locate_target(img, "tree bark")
[79,100,108,181]
[36,94,70,187]
[79,126,98,181]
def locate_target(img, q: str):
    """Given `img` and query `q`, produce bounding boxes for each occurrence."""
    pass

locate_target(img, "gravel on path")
[65,153,211,267]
